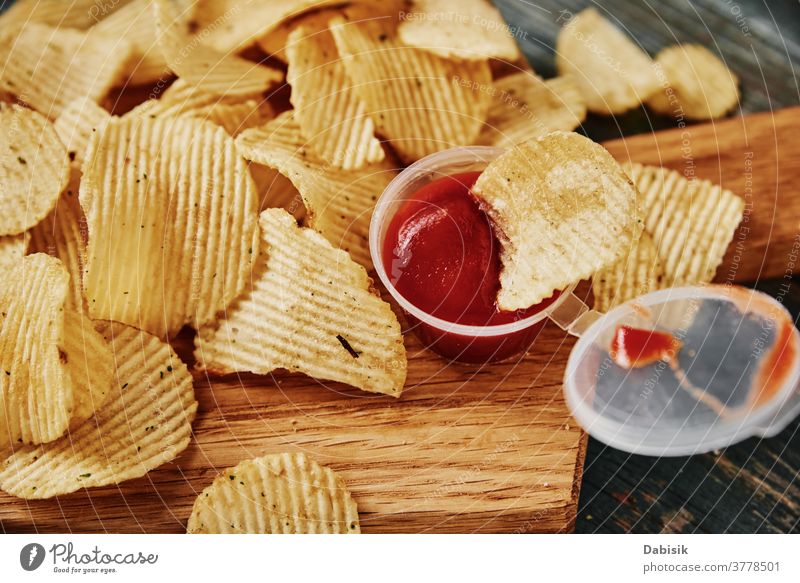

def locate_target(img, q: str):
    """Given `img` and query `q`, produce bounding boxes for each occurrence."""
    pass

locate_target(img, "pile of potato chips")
[0,0,745,532]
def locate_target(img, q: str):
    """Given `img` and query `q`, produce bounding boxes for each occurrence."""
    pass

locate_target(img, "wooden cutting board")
[2,108,798,535]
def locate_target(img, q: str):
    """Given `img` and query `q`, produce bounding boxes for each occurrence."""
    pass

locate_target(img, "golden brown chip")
[0,23,134,119]
[236,112,395,268]
[555,8,660,115]
[330,13,492,163]
[184,100,275,137]
[398,0,521,62]
[195,209,407,397]
[0,322,197,499]
[154,0,283,99]
[81,114,260,338]
[647,44,740,120]
[478,73,587,148]
[471,132,642,311]
[0,254,73,449]
[0,0,134,31]
[27,175,87,311]
[0,104,70,236]
[0,233,28,275]
[188,452,360,534]
[626,163,745,286]
[256,7,342,61]
[287,26,384,170]
[592,230,665,312]
[54,97,111,167]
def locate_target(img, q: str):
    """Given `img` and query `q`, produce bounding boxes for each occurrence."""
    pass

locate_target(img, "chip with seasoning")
[287,25,384,170]
[236,112,395,268]
[0,322,197,499]
[330,11,493,163]
[81,114,260,338]
[477,73,587,148]
[188,452,360,534]
[647,44,740,120]
[398,0,522,62]
[54,97,112,167]
[471,131,642,311]
[0,104,70,236]
[555,8,660,115]
[194,209,407,397]
[626,162,745,286]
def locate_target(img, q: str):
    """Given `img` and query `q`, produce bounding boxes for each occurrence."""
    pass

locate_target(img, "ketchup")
[381,171,558,362]
[610,325,683,369]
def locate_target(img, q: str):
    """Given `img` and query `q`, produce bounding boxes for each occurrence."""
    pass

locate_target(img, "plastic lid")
[564,285,800,456]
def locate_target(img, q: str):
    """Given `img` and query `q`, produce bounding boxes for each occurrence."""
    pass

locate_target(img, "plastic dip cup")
[369,146,578,364]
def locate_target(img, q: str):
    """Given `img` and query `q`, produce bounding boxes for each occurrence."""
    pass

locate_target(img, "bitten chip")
[0,104,70,236]
[478,73,587,148]
[592,231,665,312]
[0,323,197,499]
[236,112,395,268]
[195,209,407,397]
[555,8,659,115]
[398,0,522,62]
[188,452,360,534]
[330,12,492,163]
[0,23,133,118]
[626,163,745,286]
[471,132,642,311]
[287,26,384,170]
[647,44,740,120]
[81,114,260,338]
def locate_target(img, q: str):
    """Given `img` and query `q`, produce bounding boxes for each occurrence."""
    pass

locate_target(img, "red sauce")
[753,319,798,406]
[610,325,683,369]
[381,171,558,362]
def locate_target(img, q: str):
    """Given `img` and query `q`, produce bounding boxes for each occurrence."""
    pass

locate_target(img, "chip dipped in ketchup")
[379,170,560,363]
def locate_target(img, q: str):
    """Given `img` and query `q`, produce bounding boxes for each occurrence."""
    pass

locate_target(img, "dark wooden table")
[495,0,800,533]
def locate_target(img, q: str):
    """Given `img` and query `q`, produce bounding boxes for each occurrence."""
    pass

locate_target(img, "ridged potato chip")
[0,104,70,236]
[154,0,282,99]
[471,132,642,311]
[592,230,665,312]
[647,44,739,120]
[287,26,384,170]
[626,163,745,286]
[0,0,134,31]
[195,209,407,397]
[0,23,134,119]
[555,8,659,115]
[478,73,587,148]
[0,254,72,449]
[0,322,197,499]
[81,114,260,338]
[398,0,521,62]
[257,7,342,61]
[236,112,395,268]
[330,12,492,163]
[188,452,360,534]
[54,97,111,167]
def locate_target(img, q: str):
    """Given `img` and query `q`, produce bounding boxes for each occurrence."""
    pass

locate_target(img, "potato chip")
[625,163,745,286]
[398,0,521,62]
[647,44,740,120]
[0,254,73,449]
[27,176,87,311]
[330,13,492,163]
[195,209,407,397]
[236,112,395,268]
[555,8,660,115]
[81,114,260,338]
[0,322,197,499]
[54,97,111,167]
[0,104,70,236]
[0,233,28,275]
[592,231,665,312]
[257,7,342,61]
[478,73,587,148]
[287,26,384,170]
[154,0,283,99]
[0,23,134,119]
[188,452,360,534]
[471,131,642,311]
[0,0,134,31]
